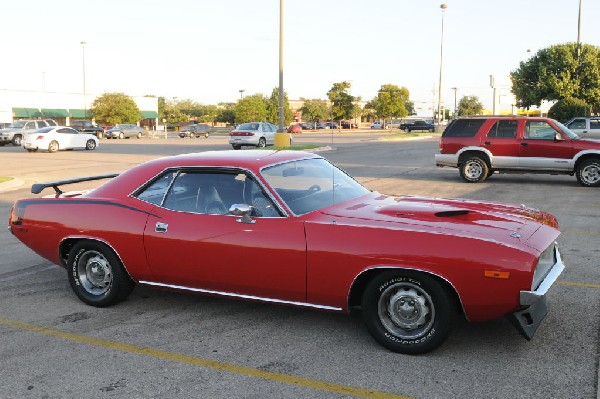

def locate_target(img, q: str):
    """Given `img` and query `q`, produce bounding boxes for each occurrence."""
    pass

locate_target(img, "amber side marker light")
[484,270,510,279]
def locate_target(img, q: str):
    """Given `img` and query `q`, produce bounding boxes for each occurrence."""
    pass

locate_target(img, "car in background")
[341,121,358,129]
[0,122,11,129]
[105,124,145,139]
[0,119,51,146]
[44,119,58,127]
[370,121,382,129]
[9,150,564,354]
[21,126,99,153]
[564,117,600,137]
[385,121,401,129]
[435,116,600,186]
[229,122,277,149]
[324,122,338,129]
[70,120,105,139]
[287,124,302,133]
[179,123,211,138]
[405,120,435,132]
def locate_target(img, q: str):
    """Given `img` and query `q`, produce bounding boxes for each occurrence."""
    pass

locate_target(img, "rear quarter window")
[442,119,486,138]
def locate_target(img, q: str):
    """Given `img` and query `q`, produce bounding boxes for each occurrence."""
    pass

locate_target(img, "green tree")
[371,84,409,123]
[299,98,329,123]
[327,81,355,121]
[510,43,600,111]
[90,92,141,125]
[548,97,591,122]
[457,95,484,116]
[162,100,188,124]
[235,94,267,123]
[215,103,236,125]
[266,87,293,126]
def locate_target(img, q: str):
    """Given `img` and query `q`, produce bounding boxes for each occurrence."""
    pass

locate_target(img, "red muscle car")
[8,150,565,354]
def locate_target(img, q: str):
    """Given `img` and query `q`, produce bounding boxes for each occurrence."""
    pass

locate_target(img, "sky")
[1,0,598,113]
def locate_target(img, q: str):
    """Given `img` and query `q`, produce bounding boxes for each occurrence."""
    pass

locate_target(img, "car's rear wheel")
[361,270,456,354]
[12,135,22,146]
[119,132,124,139]
[204,132,209,138]
[137,132,142,139]
[97,132,103,139]
[459,156,489,183]
[576,158,600,187]
[85,139,96,150]
[232,144,241,150]
[67,240,134,307]
[48,141,59,153]
[257,137,267,148]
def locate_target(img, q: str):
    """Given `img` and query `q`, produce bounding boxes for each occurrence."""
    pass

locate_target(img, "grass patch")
[0,176,14,184]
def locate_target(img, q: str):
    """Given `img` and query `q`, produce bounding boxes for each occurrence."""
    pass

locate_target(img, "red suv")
[435,116,600,187]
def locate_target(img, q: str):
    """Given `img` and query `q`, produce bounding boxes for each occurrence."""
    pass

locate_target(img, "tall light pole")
[239,89,245,99]
[437,4,448,128]
[277,0,285,133]
[451,87,458,118]
[577,0,582,58]
[80,41,87,119]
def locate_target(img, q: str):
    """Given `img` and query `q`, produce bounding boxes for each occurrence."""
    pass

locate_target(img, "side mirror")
[229,203,255,224]
[554,132,565,141]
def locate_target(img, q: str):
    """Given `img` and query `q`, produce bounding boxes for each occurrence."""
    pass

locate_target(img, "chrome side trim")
[520,245,565,306]
[138,280,343,311]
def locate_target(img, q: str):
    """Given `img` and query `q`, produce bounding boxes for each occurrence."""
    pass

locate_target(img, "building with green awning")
[41,109,69,118]
[13,108,42,118]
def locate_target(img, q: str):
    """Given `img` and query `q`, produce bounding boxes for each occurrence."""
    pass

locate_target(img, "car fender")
[573,149,600,166]
[456,146,494,166]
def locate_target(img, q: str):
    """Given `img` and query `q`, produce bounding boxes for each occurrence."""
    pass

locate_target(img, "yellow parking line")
[558,281,600,289]
[0,317,411,399]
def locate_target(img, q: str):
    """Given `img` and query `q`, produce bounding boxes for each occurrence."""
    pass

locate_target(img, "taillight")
[36,135,45,140]
[230,132,255,137]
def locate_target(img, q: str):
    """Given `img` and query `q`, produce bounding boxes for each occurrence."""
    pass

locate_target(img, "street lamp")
[451,87,458,118]
[239,89,245,99]
[80,41,87,119]
[437,4,448,128]
[277,0,285,133]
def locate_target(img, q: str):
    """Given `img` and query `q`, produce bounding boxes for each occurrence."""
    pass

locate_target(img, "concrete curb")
[0,178,25,193]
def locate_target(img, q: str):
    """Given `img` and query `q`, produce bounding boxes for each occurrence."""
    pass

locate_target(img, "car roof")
[90,150,322,198]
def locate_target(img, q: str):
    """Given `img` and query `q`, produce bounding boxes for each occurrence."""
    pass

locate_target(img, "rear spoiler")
[31,174,119,195]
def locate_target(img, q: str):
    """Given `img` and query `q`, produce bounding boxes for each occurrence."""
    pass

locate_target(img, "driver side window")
[524,121,558,140]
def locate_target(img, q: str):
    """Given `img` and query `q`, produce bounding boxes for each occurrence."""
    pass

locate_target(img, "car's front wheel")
[85,139,96,150]
[362,271,457,354]
[12,135,22,146]
[67,240,134,307]
[48,141,59,153]
[257,137,267,148]
[119,132,124,139]
[459,156,489,183]
[576,158,600,187]
[137,132,142,139]
[232,144,241,150]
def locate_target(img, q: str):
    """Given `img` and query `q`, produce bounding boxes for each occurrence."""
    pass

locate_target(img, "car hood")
[319,193,559,251]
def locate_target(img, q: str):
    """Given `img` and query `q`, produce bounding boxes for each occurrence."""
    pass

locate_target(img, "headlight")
[531,243,557,290]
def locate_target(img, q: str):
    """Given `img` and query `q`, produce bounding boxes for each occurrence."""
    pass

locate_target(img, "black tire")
[232,144,241,150]
[85,139,96,150]
[97,132,104,139]
[257,137,267,148]
[12,134,22,146]
[576,158,600,187]
[67,240,134,307]
[48,141,59,153]
[361,270,457,354]
[459,156,489,183]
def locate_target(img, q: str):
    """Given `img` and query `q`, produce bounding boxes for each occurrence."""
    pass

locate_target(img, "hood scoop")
[434,210,470,217]
[376,202,471,219]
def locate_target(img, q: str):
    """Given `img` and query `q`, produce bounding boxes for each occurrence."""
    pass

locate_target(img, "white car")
[370,122,382,129]
[22,126,99,153]
[229,122,277,150]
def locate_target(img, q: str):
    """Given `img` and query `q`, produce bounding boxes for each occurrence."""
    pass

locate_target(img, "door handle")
[155,222,168,233]
[484,141,491,145]
[520,142,528,147]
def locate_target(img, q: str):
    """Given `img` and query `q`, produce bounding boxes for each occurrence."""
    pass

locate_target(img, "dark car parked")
[70,120,105,139]
[405,120,435,132]
[341,121,358,129]
[179,124,211,138]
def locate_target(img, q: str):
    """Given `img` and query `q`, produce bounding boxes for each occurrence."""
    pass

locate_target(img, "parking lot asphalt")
[0,132,598,399]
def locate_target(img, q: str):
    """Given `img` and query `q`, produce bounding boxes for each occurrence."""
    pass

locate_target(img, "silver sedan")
[229,122,277,149]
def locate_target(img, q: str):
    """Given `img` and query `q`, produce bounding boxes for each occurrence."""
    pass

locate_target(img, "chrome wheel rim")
[49,142,58,152]
[582,163,600,184]
[464,160,483,180]
[77,250,113,295]
[377,282,435,339]
[86,140,95,150]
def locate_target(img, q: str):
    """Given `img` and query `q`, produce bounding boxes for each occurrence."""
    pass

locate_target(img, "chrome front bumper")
[508,244,565,340]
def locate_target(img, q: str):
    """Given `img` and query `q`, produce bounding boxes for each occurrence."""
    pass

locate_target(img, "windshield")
[554,120,580,140]
[261,158,370,215]
[34,127,53,133]
[9,121,27,128]
[238,123,259,131]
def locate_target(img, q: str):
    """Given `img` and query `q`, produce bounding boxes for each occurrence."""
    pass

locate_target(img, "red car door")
[518,120,575,170]
[480,119,521,168]
[141,171,307,302]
